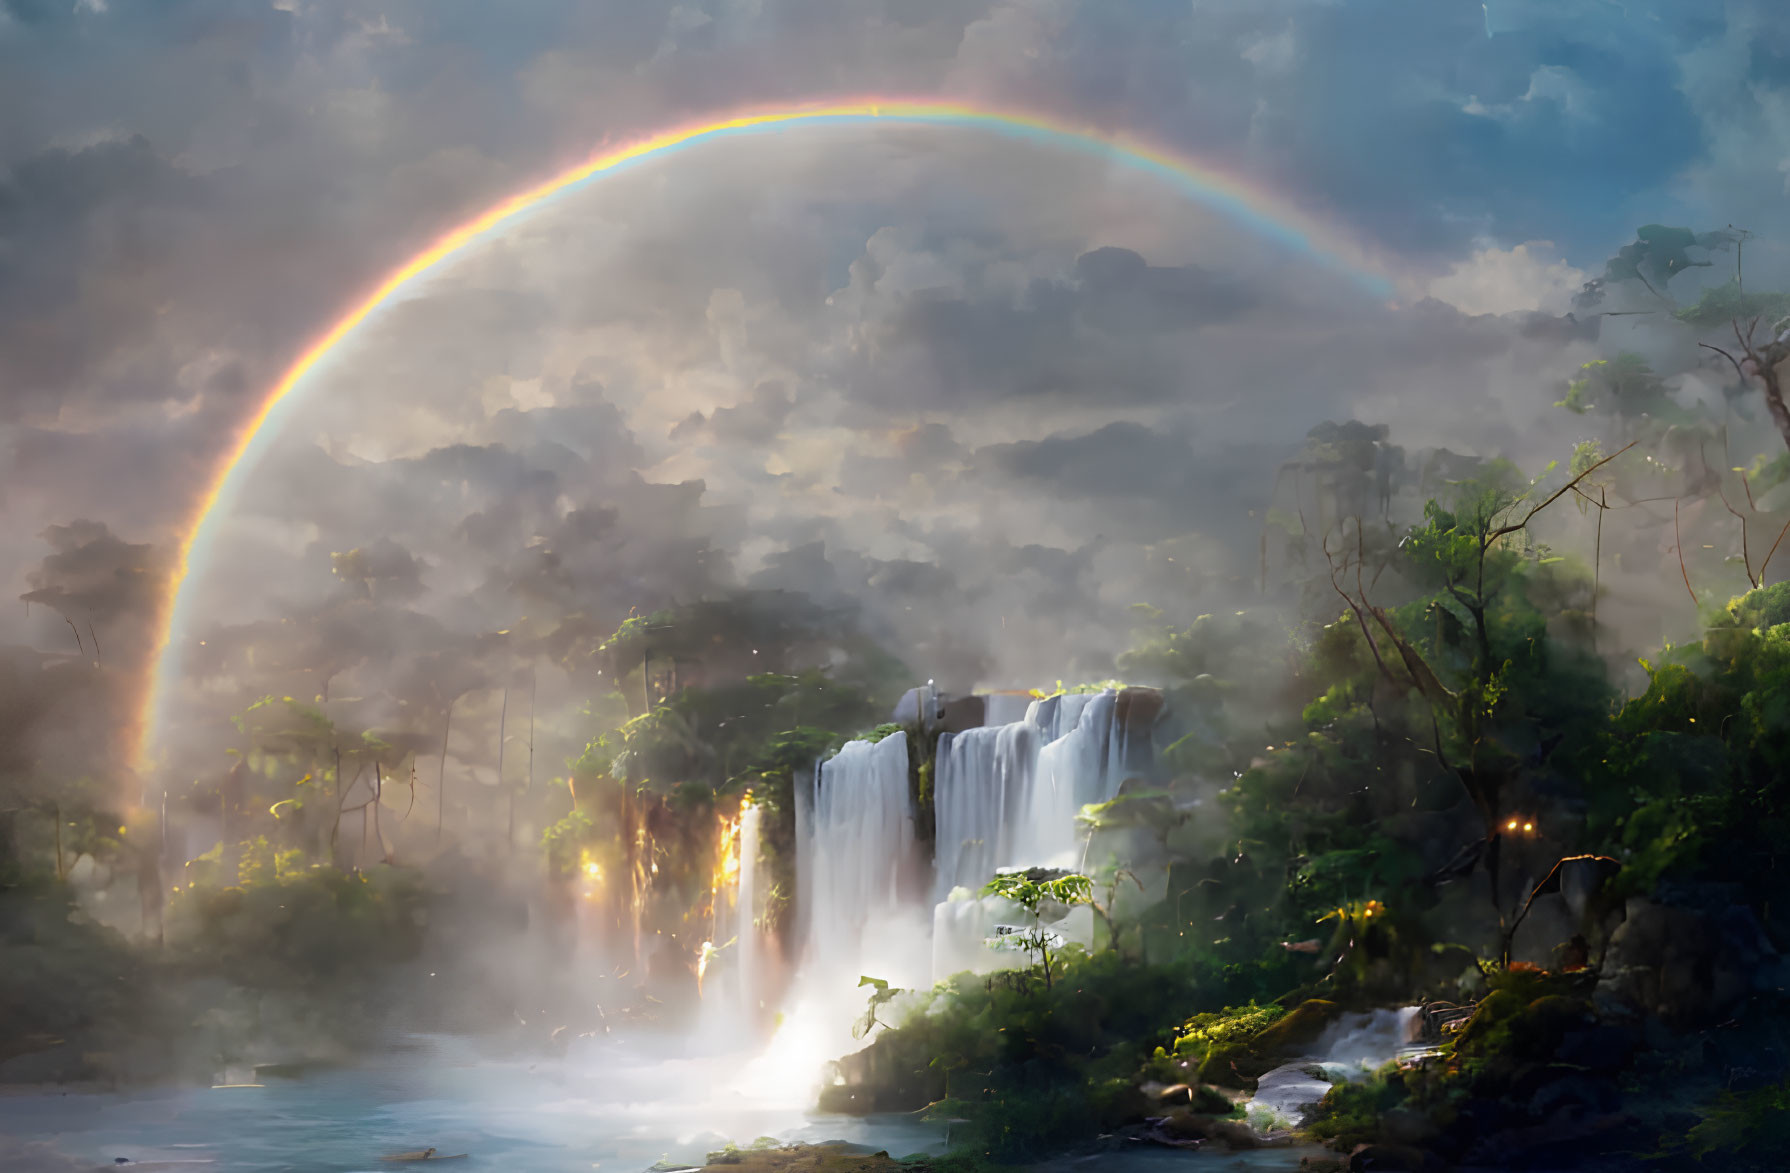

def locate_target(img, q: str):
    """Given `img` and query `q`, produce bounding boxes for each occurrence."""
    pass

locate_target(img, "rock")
[1347,1143,1438,1171]
[1599,897,1778,1025]
[1458,1112,1640,1169]
[1553,1025,1634,1073]
[1378,1107,1437,1146]
[935,694,986,735]
[1526,1072,1618,1119]
[1157,1112,1258,1149]
[1201,1117,1263,1150]
[1253,999,1343,1054]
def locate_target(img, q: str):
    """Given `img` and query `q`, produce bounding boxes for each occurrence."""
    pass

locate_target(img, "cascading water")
[802,733,920,979]
[1021,690,1129,869]
[759,687,1155,1088]
[928,689,1141,981]
[1247,1007,1426,1130]
[933,689,1136,902]
[737,801,764,1029]
[932,721,1038,903]
[746,733,927,1091]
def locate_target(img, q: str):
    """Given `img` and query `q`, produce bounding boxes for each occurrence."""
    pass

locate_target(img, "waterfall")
[1019,689,1129,868]
[802,732,921,983]
[932,721,1038,903]
[1247,1007,1426,1129]
[765,686,1155,1072]
[737,802,763,1027]
[932,688,1136,903]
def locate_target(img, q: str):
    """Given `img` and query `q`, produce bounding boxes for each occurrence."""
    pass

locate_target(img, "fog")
[6,3,1790,1170]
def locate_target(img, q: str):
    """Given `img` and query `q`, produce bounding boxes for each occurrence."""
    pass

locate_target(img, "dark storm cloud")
[840,246,1259,409]
[975,421,1295,545]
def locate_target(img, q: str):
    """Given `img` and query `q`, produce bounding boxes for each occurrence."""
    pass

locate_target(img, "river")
[0,1033,1324,1173]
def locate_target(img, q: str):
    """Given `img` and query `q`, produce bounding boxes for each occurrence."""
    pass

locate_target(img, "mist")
[6,3,1790,1172]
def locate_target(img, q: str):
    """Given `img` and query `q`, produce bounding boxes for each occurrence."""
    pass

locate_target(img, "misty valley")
[7,12,1790,1170]
[11,259,1790,1168]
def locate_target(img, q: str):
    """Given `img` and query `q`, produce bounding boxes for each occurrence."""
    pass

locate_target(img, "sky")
[4,0,1790,792]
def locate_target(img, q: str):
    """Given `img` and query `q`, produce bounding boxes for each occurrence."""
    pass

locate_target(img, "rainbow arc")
[130,98,1400,776]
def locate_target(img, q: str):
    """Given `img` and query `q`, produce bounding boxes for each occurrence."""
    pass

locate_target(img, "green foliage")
[1673,280,1790,330]
[541,808,595,878]
[1168,1002,1286,1056]
[835,947,1213,1160]
[1029,679,1127,699]
[981,872,1094,916]
[853,975,903,1040]
[1577,225,1732,307]
[165,864,427,989]
[1304,1067,1403,1149]
[1553,355,1682,421]
[1684,1077,1790,1170]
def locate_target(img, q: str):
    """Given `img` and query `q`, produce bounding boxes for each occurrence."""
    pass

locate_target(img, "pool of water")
[0,1034,1324,1173]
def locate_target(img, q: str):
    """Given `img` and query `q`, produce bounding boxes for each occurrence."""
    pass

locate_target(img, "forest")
[6,223,1790,1173]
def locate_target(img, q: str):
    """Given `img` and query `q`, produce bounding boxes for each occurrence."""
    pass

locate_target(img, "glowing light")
[583,860,602,880]
[1523,822,1534,833]
[131,98,1401,778]
[1507,819,1518,831]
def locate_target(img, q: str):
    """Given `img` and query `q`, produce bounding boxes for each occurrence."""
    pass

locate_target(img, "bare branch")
[1717,481,1759,588]
[1701,341,1747,382]
[1487,441,1639,544]
[1675,499,1698,606]
[1761,515,1790,587]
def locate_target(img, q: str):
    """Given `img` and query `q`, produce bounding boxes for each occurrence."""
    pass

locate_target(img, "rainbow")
[130,97,1399,777]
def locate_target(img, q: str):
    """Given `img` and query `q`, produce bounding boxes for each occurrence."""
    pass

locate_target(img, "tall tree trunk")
[372,761,388,864]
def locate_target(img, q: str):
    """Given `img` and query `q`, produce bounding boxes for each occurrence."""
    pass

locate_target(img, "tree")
[1574,224,1737,308]
[1701,318,1790,456]
[982,870,1094,990]
[1323,444,1631,965]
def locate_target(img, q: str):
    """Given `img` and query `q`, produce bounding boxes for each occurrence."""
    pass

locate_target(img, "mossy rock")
[1193,1000,1343,1088]
[1252,999,1343,1054]
[1450,989,1523,1055]
[1455,993,1594,1066]
[1160,1111,1261,1149]
[1197,1042,1273,1088]
[700,1145,904,1173]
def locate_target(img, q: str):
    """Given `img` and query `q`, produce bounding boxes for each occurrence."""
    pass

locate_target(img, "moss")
[1250,999,1342,1054]
[1304,1069,1406,1150]
[1170,1002,1288,1055]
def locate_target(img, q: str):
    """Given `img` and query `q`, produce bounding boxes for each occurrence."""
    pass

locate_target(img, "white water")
[932,689,1136,904]
[758,733,931,1087]
[738,803,764,1029]
[932,721,1039,902]
[1024,690,1130,868]
[1246,1007,1424,1130]
[801,733,919,980]
[752,689,1151,1095]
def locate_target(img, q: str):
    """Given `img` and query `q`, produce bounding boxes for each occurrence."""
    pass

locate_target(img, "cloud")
[2,0,1786,798]
[1426,242,1590,317]
[669,380,794,446]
